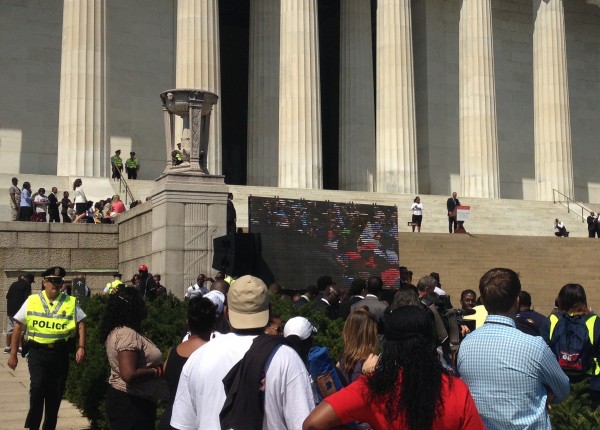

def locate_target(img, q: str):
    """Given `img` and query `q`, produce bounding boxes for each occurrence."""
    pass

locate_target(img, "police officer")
[103,272,124,294]
[126,151,140,180]
[7,266,86,430]
[171,143,184,166]
[110,149,123,180]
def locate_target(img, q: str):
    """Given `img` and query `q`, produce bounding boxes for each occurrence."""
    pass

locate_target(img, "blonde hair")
[340,308,378,375]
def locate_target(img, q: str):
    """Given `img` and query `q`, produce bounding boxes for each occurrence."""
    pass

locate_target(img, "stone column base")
[151,172,228,297]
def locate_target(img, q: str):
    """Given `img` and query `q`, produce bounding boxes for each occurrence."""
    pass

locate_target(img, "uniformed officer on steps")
[103,272,124,294]
[7,266,86,430]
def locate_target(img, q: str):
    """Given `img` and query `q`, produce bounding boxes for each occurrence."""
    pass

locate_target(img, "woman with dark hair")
[550,283,600,406]
[158,297,216,430]
[72,178,87,217]
[337,309,379,384]
[18,181,33,221]
[101,286,164,429]
[410,196,423,232]
[303,306,484,430]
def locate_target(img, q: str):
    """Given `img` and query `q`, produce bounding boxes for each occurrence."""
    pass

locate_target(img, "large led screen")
[249,196,399,290]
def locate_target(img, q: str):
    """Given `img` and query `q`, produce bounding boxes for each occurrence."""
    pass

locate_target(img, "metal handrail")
[553,189,590,223]
[118,176,134,206]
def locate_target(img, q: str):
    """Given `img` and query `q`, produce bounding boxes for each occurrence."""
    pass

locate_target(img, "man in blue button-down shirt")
[458,268,570,430]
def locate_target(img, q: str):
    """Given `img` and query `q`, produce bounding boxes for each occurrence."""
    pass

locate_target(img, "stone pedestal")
[151,172,227,297]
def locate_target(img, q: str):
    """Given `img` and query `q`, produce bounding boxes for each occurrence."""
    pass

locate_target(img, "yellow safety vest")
[549,313,600,376]
[126,157,139,169]
[26,292,77,344]
[111,155,123,167]
[105,279,123,294]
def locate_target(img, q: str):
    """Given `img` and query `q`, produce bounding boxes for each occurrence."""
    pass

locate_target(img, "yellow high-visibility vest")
[105,279,123,294]
[126,157,139,169]
[549,313,600,376]
[26,292,77,344]
[111,155,123,167]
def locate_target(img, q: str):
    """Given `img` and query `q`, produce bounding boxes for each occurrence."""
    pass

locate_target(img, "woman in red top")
[303,306,484,430]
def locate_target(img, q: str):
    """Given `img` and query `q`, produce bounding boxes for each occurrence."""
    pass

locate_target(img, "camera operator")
[417,276,475,368]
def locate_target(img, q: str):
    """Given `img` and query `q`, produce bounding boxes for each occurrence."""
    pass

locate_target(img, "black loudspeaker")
[212,233,261,277]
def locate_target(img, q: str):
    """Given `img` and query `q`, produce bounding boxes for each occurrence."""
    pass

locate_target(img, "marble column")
[339,0,375,191]
[533,0,573,201]
[57,0,105,177]
[176,0,222,175]
[247,0,280,186]
[376,0,418,194]
[459,0,500,198]
[278,0,322,189]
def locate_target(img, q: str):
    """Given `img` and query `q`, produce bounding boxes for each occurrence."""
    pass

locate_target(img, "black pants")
[26,346,70,430]
[106,385,157,430]
[61,213,72,223]
[112,166,122,180]
[19,206,33,221]
[48,212,60,223]
[448,216,457,233]
[126,167,137,180]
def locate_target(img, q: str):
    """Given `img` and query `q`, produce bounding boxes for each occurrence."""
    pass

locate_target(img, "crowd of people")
[8,176,138,224]
[7,260,600,430]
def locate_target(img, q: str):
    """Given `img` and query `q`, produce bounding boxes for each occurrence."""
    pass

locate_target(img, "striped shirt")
[457,315,570,430]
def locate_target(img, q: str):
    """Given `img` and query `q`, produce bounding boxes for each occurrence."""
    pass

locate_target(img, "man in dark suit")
[446,191,460,233]
[351,276,389,331]
[47,187,61,223]
[313,285,341,320]
[338,278,367,320]
[294,285,318,306]
[587,211,597,238]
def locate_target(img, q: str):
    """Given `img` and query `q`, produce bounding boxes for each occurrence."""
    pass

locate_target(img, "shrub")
[550,380,600,429]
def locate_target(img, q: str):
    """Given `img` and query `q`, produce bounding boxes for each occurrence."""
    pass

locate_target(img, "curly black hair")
[187,297,217,335]
[366,306,447,430]
[100,286,148,342]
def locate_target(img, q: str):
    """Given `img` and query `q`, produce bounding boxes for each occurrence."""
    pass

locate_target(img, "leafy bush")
[550,380,600,429]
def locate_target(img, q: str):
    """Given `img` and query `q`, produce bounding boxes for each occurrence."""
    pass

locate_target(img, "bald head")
[211,279,230,295]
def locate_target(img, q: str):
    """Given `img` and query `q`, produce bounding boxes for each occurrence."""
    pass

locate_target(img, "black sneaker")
[3,347,10,354]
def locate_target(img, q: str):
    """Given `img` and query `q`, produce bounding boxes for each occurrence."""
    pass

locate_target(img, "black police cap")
[42,266,66,280]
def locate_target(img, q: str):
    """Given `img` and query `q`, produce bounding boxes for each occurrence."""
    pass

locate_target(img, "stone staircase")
[0,173,592,238]
[229,184,590,238]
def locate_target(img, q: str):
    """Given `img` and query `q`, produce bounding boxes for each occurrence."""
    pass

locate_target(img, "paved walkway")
[0,354,90,430]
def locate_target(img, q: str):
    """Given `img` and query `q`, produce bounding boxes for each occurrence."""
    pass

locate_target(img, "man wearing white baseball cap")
[171,275,314,429]
[284,317,317,366]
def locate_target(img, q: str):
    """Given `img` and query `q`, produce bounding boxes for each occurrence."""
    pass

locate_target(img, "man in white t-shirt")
[184,273,211,299]
[171,275,315,430]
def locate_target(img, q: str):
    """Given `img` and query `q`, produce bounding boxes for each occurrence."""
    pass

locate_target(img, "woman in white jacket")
[73,178,87,217]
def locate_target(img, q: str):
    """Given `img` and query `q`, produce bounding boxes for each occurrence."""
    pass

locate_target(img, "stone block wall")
[116,201,153,282]
[0,221,118,334]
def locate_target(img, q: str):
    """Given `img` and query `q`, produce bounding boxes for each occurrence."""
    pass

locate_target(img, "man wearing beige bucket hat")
[171,275,315,429]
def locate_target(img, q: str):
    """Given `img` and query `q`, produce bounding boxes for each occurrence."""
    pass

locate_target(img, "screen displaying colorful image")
[249,196,399,290]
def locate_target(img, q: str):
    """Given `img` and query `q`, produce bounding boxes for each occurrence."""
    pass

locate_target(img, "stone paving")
[0,354,90,430]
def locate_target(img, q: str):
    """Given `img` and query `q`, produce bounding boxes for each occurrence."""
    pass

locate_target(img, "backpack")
[549,313,597,374]
[307,346,345,403]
